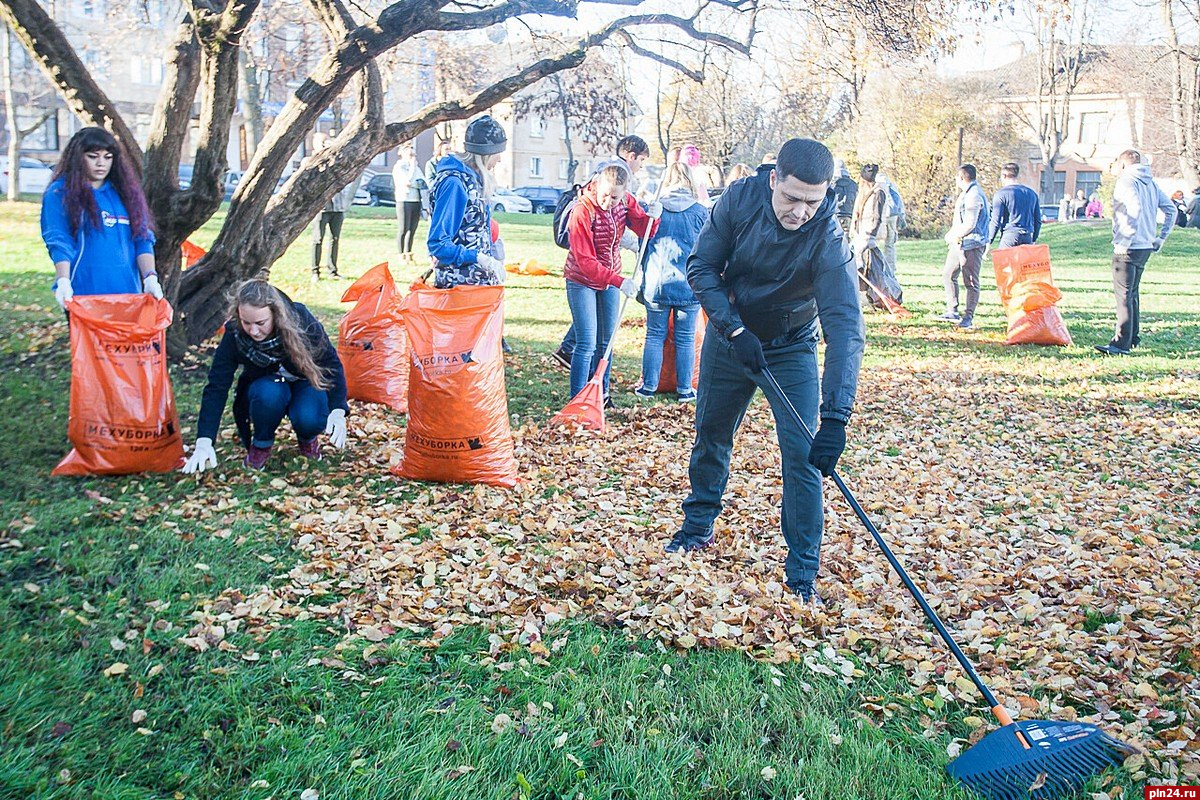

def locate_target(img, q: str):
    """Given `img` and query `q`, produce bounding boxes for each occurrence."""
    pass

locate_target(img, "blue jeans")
[642,306,698,392]
[997,229,1033,249]
[565,279,619,398]
[681,324,824,584]
[247,376,330,447]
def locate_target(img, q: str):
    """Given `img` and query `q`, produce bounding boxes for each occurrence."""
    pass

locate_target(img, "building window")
[130,56,164,85]
[1052,171,1067,204]
[530,117,545,138]
[529,157,542,178]
[1079,112,1109,145]
[79,0,96,16]
[559,159,569,179]
[20,111,58,151]
[1076,170,1102,199]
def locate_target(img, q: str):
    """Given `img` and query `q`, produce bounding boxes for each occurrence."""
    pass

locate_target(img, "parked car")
[0,156,54,195]
[178,163,194,190]
[364,173,395,206]
[223,170,243,201]
[352,182,371,205]
[1041,204,1060,223]
[512,186,565,214]
[492,187,532,214]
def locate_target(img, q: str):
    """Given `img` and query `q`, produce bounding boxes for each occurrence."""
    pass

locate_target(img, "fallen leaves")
[181,353,1199,784]
[102,662,128,677]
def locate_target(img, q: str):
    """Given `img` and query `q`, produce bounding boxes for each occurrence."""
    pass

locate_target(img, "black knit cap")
[465,115,508,156]
[861,163,879,181]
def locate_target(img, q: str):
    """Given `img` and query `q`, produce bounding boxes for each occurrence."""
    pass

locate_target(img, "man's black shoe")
[786,579,824,605]
[551,348,571,370]
[665,528,714,553]
[1094,343,1131,356]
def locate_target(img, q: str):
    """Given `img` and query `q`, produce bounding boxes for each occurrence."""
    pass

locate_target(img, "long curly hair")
[51,127,153,238]
[230,280,329,391]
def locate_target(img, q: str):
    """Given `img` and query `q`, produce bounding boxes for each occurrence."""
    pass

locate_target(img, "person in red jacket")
[563,160,661,403]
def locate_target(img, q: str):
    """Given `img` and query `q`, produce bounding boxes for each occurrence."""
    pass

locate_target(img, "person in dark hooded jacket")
[669,138,865,604]
[182,280,349,473]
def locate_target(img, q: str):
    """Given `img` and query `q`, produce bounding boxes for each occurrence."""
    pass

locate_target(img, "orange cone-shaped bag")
[991,244,1073,347]
[53,294,184,476]
[656,310,706,392]
[338,263,409,413]
[396,283,517,487]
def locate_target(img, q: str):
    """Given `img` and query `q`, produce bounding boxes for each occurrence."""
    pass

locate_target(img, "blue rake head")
[947,719,1137,800]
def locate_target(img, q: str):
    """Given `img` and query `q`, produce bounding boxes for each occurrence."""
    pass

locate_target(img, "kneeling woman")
[182,280,349,473]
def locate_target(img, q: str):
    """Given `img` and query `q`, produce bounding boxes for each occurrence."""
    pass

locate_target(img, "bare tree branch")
[0,0,143,167]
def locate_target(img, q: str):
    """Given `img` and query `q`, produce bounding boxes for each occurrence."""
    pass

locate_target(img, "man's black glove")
[807,418,846,477]
[729,328,767,373]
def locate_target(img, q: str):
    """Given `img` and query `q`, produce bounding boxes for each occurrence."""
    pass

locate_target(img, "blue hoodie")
[41,178,155,295]
[426,155,496,287]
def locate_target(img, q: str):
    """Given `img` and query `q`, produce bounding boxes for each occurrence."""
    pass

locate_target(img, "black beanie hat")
[465,115,508,156]
[861,163,879,181]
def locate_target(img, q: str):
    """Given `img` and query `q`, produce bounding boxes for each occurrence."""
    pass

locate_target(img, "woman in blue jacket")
[181,280,349,472]
[425,115,507,288]
[40,127,161,308]
[636,162,709,401]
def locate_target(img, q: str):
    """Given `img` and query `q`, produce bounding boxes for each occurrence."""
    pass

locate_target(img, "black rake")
[760,366,1138,800]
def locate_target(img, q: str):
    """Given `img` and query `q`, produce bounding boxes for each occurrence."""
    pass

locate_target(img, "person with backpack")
[635,162,709,402]
[181,280,349,473]
[562,161,661,404]
[552,135,652,370]
[41,126,161,309]
[426,116,507,288]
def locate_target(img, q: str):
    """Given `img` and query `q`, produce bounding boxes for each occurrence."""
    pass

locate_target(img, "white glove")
[143,274,164,300]
[476,254,503,280]
[325,408,347,449]
[54,277,73,309]
[646,202,663,219]
[864,236,877,252]
[1152,237,1164,252]
[619,276,638,299]
[492,239,506,263]
[182,437,217,474]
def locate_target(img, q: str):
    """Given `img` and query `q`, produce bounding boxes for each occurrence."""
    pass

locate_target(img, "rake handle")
[760,367,1006,716]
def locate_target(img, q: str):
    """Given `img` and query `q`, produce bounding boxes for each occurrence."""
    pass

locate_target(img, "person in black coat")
[182,280,350,472]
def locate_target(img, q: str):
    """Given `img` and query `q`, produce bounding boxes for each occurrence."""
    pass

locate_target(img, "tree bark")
[239,49,265,161]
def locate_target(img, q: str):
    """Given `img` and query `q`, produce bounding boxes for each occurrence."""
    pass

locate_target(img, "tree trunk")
[239,49,264,162]
[3,24,19,200]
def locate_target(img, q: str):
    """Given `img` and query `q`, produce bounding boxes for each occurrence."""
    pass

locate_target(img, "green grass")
[1,200,1188,798]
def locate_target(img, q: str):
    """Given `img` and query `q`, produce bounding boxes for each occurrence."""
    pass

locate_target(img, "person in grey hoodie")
[1096,149,1176,355]
[669,138,865,606]
[940,164,990,330]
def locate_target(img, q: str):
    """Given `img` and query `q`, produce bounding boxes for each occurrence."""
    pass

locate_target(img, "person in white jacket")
[1096,149,1176,355]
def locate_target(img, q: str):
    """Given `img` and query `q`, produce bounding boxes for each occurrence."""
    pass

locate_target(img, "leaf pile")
[189,353,1200,784]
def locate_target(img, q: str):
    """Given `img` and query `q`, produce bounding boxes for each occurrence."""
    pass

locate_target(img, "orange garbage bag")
[656,309,707,392]
[990,244,1073,346]
[338,262,409,413]
[53,294,184,476]
[181,240,206,268]
[395,283,517,487]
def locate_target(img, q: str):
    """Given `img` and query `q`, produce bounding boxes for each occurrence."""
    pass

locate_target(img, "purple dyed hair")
[51,127,153,238]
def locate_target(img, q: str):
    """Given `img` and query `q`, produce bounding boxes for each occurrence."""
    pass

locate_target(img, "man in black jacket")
[668,138,865,604]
